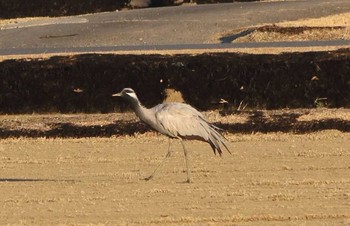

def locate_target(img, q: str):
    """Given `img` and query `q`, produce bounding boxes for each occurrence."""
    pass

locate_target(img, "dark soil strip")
[0,0,260,19]
[256,25,346,35]
[0,49,349,114]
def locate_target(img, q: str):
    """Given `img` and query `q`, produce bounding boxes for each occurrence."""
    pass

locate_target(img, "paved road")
[0,0,350,54]
[1,40,350,56]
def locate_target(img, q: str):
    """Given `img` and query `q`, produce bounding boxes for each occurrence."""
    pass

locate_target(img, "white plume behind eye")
[126,91,138,99]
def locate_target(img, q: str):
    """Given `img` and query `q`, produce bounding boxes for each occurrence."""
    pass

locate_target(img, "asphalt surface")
[1,40,350,56]
[0,0,350,55]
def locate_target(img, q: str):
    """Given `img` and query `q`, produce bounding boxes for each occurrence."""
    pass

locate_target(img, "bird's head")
[112,88,138,101]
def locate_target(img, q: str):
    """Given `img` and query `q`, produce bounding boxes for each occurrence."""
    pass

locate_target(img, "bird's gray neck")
[128,97,172,137]
[129,98,153,123]
[129,98,142,112]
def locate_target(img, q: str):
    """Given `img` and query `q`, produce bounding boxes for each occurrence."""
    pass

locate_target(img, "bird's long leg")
[144,138,172,181]
[180,139,192,183]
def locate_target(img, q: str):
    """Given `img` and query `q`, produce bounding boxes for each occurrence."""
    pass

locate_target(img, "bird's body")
[113,88,230,182]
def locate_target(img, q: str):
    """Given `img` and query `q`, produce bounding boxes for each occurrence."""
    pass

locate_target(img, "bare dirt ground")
[1,109,350,225]
[1,9,350,226]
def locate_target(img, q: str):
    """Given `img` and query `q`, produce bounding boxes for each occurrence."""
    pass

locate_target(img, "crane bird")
[112,88,231,183]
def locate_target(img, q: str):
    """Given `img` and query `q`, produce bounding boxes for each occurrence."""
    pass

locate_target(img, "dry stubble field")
[1,110,350,225]
[1,8,350,226]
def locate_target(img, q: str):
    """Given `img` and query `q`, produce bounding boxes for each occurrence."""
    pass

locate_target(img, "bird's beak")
[112,92,122,97]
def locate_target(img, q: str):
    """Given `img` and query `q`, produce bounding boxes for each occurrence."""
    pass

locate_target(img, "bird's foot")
[185,178,193,183]
[143,175,153,181]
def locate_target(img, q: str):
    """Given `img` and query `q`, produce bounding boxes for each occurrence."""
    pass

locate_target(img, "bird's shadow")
[0,120,149,139]
[0,111,349,139]
[0,178,77,183]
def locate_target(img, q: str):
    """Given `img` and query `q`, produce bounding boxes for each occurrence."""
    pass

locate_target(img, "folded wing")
[154,103,231,156]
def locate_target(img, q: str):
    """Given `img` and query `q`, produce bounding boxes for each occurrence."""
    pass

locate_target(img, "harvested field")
[219,12,350,44]
[1,109,350,225]
[1,5,350,225]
